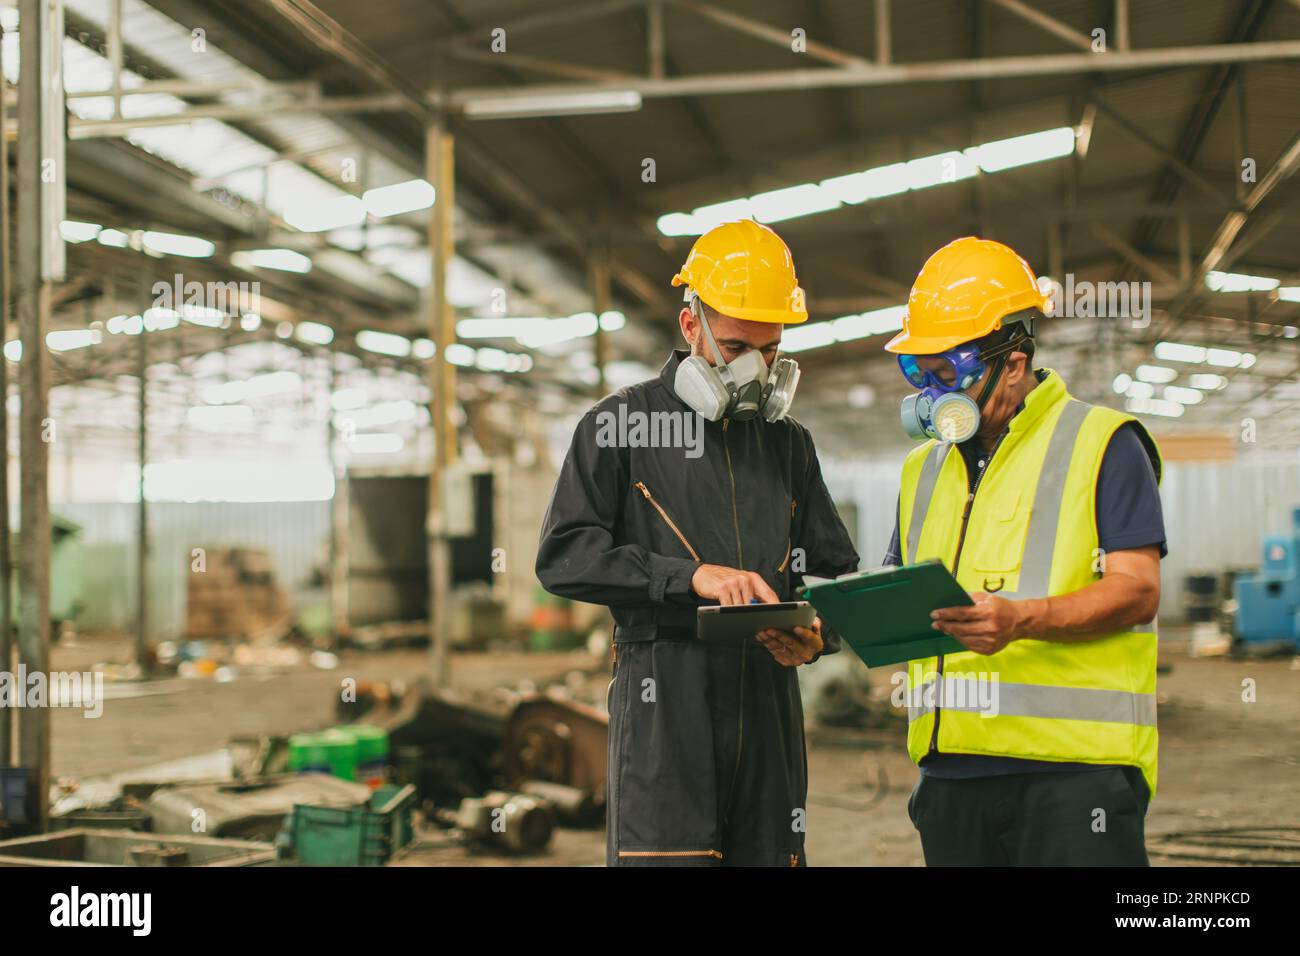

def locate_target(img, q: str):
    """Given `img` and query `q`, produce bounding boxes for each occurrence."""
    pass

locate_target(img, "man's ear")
[1004,350,1030,386]
[678,306,696,346]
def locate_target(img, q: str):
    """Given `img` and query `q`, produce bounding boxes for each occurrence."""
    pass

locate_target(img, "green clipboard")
[798,560,973,667]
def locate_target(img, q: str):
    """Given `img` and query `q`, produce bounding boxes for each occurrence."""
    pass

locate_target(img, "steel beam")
[442,41,1300,104]
[1092,96,1231,205]
[672,0,871,68]
[986,0,1094,52]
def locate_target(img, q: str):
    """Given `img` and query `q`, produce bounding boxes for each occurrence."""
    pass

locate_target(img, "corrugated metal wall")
[52,456,1299,637]
[821,455,1300,622]
[58,501,330,638]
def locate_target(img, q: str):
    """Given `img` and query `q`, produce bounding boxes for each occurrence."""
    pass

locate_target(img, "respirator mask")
[674,294,800,422]
[897,328,1030,443]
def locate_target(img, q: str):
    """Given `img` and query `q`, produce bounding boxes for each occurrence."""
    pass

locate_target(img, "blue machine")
[1233,507,1300,652]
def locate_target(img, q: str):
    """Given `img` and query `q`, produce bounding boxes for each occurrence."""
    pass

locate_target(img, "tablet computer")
[696,601,816,643]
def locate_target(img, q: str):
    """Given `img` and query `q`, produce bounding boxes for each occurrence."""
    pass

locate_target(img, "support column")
[590,242,611,397]
[0,23,12,768]
[135,293,148,672]
[426,123,455,689]
[328,351,349,642]
[17,0,67,832]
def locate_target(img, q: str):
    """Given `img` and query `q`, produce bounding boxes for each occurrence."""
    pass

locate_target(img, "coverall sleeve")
[535,409,701,607]
[792,427,861,658]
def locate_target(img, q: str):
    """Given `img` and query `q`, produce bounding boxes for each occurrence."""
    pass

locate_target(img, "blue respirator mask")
[897,332,1029,443]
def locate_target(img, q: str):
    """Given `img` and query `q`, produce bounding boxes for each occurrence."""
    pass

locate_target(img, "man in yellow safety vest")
[883,236,1166,866]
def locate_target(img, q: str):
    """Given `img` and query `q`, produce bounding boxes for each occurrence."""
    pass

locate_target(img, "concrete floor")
[39,629,1300,866]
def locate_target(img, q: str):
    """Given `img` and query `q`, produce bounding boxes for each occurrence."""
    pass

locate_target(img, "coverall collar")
[658,350,693,410]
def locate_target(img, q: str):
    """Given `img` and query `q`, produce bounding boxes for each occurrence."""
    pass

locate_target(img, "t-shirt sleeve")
[1095,423,1167,558]
[883,495,903,567]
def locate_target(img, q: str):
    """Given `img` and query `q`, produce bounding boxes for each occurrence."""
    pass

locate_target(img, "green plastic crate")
[281,784,416,867]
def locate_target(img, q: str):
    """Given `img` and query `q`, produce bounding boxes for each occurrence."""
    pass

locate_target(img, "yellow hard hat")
[885,236,1048,354]
[671,219,808,325]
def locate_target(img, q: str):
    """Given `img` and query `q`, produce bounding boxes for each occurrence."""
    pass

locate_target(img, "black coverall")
[536,351,860,866]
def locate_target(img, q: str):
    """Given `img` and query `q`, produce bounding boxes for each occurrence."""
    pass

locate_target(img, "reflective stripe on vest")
[905,678,1157,727]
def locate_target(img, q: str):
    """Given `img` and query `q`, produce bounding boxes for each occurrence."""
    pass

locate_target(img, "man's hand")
[757,617,824,667]
[691,564,779,606]
[930,592,1025,655]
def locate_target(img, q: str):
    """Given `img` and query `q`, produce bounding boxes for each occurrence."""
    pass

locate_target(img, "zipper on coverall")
[722,418,748,831]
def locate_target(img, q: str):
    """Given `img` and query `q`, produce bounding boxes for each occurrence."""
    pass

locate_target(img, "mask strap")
[692,295,739,394]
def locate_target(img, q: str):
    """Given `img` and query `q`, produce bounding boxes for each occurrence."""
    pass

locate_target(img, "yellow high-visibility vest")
[898,369,1161,796]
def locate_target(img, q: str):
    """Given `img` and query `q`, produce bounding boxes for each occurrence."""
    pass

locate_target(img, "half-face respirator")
[674,295,800,422]
[897,333,1027,443]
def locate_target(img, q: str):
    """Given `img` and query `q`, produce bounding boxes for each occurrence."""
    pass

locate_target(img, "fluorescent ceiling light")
[1163,385,1204,405]
[445,343,476,366]
[1125,381,1155,400]
[965,127,1076,173]
[97,228,130,248]
[1126,397,1184,418]
[363,179,436,218]
[336,400,416,430]
[820,164,910,204]
[1205,270,1279,293]
[1189,373,1227,390]
[599,311,626,332]
[462,89,641,120]
[46,329,100,351]
[475,348,510,371]
[204,371,301,405]
[689,198,754,234]
[143,308,180,331]
[780,322,837,354]
[776,305,906,354]
[284,194,366,233]
[330,387,368,410]
[240,313,262,331]
[356,329,412,357]
[107,314,144,335]
[1205,347,1255,368]
[906,151,978,190]
[657,124,1080,236]
[179,305,225,328]
[1135,364,1177,384]
[233,248,313,274]
[1278,287,1300,302]
[143,231,215,258]
[1153,341,1207,363]
[412,338,436,359]
[1112,373,1133,394]
[60,220,102,243]
[656,212,702,237]
[3,341,19,362]
[457,313,600,348]
[295,321,334,345]
[749,184,840,224]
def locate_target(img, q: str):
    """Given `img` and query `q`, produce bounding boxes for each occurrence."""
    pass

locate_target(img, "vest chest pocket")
[967,490,1029,587]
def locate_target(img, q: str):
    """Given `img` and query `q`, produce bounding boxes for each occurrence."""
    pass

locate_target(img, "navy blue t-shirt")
[883,383,1166,778]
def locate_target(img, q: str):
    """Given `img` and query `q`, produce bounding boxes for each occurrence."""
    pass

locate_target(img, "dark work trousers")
[605,637,809,866]
[907,765,1151,866]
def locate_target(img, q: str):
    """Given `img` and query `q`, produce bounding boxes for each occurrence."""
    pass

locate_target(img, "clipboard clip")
[982,576,1005,593]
